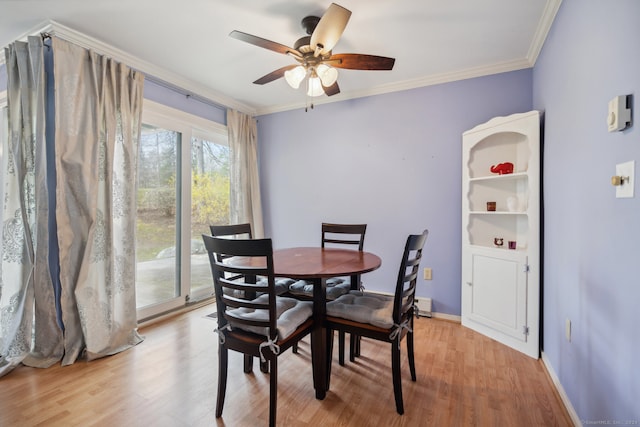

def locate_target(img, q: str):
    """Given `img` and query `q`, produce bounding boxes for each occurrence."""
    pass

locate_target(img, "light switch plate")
[616,161,635,198]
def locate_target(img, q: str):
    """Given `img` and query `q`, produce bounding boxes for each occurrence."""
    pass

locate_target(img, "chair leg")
[292,342,298,354]
[326,328,334,389]
[269,357,277,427]
[243,354,253,373]
[349,334,357,362]
[354,333,361,357]
[407,330,416,381]
[216,345,228,418]
[260,358,269,373]
[391,342,404,415]
[338,331,345,366]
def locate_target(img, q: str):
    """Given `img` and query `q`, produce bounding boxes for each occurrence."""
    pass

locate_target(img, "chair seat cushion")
[326,291,394,329]
[288,278,351,299]
[223,278,294,299]
[227,295,313,340]
[256,277,296,295]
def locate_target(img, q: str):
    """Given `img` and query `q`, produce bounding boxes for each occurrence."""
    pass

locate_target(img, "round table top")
[272,247,381,280]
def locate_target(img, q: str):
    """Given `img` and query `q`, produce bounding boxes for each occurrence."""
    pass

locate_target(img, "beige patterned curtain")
[227,109,264,237]
[52,37,144,363]
[0,36,63,377]
[1,35,145,376]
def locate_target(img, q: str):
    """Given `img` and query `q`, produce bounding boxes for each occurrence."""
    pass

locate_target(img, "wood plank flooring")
[0,304,573,426]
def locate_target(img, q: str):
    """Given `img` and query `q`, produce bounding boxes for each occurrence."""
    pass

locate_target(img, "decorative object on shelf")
[506,196,518,212]
[490,162,514,175]
[494,237,504,247]
[508,241,517,250]
[486,201,496,211]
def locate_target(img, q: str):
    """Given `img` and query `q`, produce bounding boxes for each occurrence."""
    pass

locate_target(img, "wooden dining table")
[272,247,382,399]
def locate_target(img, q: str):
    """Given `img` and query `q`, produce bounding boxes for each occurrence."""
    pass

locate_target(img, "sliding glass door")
[136,101,228,320]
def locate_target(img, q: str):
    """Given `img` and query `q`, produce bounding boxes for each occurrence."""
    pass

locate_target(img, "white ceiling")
[1,0,561,115]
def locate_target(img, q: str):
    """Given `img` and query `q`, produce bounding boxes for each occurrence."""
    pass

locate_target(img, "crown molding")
[1,20,256,116]
[255,58,533,116]
[527,0,563,64]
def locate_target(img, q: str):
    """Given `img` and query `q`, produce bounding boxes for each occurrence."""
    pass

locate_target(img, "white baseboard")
[541,351,582,427]
[429,312,461,322]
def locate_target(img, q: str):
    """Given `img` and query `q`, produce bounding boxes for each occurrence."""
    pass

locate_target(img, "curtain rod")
[144,76,228,113]
[37,32,227,113]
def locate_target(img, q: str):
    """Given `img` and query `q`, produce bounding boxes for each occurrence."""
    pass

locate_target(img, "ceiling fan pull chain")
[305,79,314,112]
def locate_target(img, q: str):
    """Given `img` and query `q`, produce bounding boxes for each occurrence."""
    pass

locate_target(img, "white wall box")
[461,110,541,359]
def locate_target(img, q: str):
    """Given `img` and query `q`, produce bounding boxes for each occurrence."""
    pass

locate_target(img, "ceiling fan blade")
[253,65,299,85]
[310,3,351,56]
[328,53,395,70]
[230,30,302,59]
[322,81,340,97]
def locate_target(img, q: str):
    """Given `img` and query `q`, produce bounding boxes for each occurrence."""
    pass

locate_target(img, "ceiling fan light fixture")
[307,76,325,97]
[316,64,338,87]
[284,65,306,89]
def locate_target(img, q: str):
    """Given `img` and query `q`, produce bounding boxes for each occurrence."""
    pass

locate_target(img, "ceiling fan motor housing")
[301,15,320,35]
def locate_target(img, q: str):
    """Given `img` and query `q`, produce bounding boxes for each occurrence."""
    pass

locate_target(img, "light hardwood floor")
[0,304,573,426]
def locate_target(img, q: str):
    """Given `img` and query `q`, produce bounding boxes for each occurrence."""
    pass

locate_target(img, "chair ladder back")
[209,223,254,265]
[203,234,278,338]
[210,223,253,239]
[321,223,367,250]
[393,230,429,322]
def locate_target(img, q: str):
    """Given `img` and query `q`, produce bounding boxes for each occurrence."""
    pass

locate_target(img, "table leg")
[311,277,327,399]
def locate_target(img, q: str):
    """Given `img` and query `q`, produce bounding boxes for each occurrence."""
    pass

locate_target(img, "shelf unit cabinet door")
[464,247,528,343]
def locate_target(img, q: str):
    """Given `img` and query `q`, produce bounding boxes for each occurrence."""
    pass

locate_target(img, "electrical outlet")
[423,267,432,280]
[565,319,571,342]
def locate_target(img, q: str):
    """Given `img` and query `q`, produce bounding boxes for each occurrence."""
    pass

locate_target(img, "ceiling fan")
[229,3,395,99]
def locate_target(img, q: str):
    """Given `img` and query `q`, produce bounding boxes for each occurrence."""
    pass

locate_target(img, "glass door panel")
[189,137,230,298]
[136,124,181,309]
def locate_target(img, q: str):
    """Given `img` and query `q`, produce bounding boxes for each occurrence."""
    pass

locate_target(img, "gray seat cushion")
[222,277,294,299]
[226,294,313,340]
[256,277,296,296]
[326,290,394,329]
[288,278,351,299]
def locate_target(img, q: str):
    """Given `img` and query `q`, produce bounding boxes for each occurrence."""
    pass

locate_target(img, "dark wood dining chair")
[209,222,253,239]
[209,223,253,279]
[325,229,429,414]
[210,223,293,295]
[202,235,314,427]
[323,223,367,364]
[288,223,367,363]
[288,223,368,298]
[209,223,293,373]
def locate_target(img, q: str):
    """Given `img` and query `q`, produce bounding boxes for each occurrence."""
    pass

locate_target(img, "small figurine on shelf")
[494,237,504,247]
[490,162,514,175]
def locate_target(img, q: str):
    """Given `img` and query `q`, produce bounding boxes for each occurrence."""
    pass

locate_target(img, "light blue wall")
[143,79,226,125]
[257,70,532,315]
[533,0,639,422]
